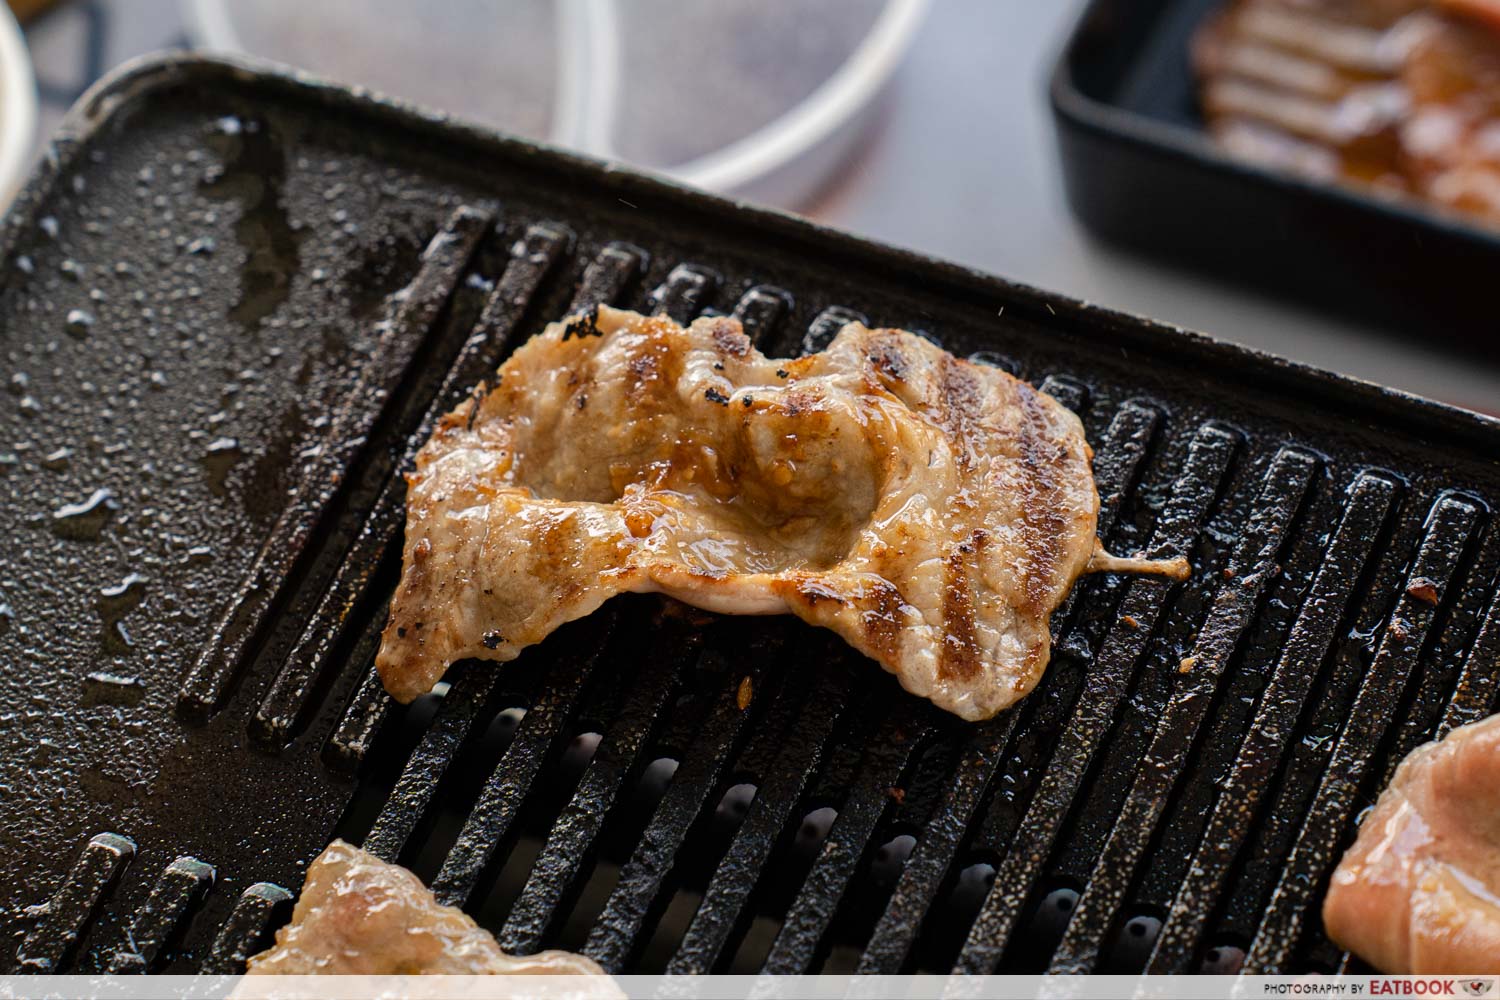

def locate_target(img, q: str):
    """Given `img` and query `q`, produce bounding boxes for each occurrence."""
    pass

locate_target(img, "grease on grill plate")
[5,56,1500,978]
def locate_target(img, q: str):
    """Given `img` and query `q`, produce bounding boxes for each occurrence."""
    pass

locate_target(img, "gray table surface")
[808,0,1500,416]
[21,0,1500,414]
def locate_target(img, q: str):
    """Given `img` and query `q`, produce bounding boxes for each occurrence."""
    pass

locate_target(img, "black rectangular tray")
[1051,0,1500,353]
[3,52,1500,976]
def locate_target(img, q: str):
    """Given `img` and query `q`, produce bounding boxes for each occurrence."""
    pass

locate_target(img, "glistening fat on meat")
[242,840,616,982]
[376,307,1187,722]
[1324,713,1500,973]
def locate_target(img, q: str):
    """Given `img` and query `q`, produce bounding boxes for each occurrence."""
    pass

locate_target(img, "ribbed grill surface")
[4,56,1500,977]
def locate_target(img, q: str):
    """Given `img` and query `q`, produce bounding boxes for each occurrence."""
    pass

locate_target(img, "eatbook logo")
[1462,981,1495,997]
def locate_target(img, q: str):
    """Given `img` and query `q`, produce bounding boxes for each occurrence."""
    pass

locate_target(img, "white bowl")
[0,3,36,210]
[182,0,927,208]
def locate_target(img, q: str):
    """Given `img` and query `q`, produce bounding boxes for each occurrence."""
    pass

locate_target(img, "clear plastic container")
[183,0,928,208]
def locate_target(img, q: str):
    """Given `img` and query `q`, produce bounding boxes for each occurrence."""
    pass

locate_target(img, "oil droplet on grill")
[82,671,145,707]
[98,573,147,655]
[64,309,94,338]
[50,488,120,541]
[202,115,304,331]
[201,437,244,496]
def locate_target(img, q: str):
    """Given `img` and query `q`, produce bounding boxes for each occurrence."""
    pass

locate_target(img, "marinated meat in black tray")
[1196,0,1500,226]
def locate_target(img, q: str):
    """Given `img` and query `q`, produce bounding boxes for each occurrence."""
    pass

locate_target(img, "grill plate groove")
[6,55,1500,976]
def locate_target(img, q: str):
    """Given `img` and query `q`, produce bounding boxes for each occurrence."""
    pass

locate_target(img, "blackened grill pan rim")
[26,50,1500,461]
[5,50,1498,976]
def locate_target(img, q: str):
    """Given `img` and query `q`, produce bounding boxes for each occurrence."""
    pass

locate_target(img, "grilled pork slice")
[376,307,1187,722]
[1324,714,1500,973]
[245,840,610,977]
[1195,0,1500,225]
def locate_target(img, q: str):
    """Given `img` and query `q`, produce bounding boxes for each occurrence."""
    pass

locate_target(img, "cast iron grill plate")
[4,55,1500,976]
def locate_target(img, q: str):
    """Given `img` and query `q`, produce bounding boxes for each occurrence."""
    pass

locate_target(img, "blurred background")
[4,0,1498,414]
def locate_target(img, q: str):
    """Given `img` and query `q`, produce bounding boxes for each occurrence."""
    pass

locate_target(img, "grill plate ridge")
[3,54,1500,976]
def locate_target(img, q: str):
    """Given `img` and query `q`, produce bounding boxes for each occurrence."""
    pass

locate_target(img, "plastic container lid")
[182,0,928,208]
